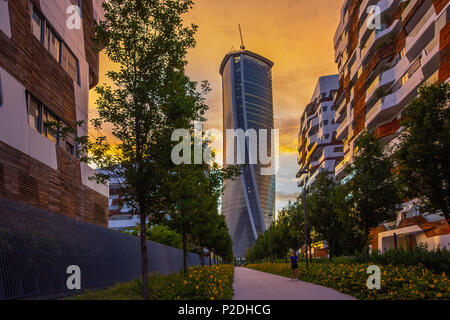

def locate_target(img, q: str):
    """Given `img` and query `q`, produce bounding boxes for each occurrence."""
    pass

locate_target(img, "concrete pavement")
[233,267,356,300]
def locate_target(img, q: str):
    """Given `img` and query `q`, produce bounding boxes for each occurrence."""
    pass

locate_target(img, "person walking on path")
[290,251,299,280]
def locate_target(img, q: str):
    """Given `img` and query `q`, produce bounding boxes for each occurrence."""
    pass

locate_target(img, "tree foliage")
[394,82,450,224]
[342,129,400,257]
[83,0,205,298]
[308,173,346,260]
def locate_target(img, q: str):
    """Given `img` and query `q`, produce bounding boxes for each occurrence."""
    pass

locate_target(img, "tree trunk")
[208,250,212,266]
[200,247,204,267]
[182,233,188,275]
[308,244,312,263]
[364,226,370,262]
[140,214,149,299]
[441,206,450,226]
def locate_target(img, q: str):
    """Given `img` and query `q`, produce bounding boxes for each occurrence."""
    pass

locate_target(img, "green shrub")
[247,262,449,300]
[352,246,450,274]
[69,264,234,300]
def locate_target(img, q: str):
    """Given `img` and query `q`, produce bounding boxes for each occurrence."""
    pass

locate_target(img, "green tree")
[83,0,202,299]
[308,173,344,260]
[245,200,307,263]
[166,146,240,274]
[343,130,401,259]
[394,82,450,225]
[333,182,365,255]
[192,161,237,266]
[208,214,234,264]
[147,225,183,249]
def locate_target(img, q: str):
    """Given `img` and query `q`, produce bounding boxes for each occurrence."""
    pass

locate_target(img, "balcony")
[335,153,351,179]
[361,19,401,64]
[297,152,303,165]
[306,140,318,160]
[359,0,378,21]
[365,71,392,103]
[374,118,401,139]
[366,68,425,129]
[335,92,347,114]
[402,0,418,22]
[366,54,411,105]
[405,4,436,60]
[336,118,349,141]
[421,36,440,79]
[334,10,349,52]
[308,166,326,186]
[359,0,399,45]
[296,172,308,185]
[335,105,347,124]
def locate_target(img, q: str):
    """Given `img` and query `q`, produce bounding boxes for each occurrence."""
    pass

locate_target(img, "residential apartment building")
[297,75,342,189]
[0,0,109,226]
[108,175,139,230]
[332,0,450,251]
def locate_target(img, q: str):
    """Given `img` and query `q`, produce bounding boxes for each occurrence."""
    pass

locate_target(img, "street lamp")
[298,169,310,269]
[268,212,273,263]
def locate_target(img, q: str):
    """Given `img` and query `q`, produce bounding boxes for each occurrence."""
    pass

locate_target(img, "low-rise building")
[0,0,109,226]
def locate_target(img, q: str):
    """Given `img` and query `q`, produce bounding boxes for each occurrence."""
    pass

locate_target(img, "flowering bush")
[247,262,449,300]
[152,264,234,300]
[70,264,234,300]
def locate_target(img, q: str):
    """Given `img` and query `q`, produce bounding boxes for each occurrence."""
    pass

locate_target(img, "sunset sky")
[90,0,345,212]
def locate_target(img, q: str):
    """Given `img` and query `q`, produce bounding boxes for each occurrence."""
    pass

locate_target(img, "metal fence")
[0,199,202,300]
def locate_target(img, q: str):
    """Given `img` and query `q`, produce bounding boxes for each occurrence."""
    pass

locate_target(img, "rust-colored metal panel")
[433,0,450,14]
[370,225,388,251]
[439,23,450,82]
[374,118,401,138]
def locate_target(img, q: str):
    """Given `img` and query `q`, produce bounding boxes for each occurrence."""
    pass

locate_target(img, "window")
[31,5,80,85]
[322,106,328,112]
[66,142,75,155]
[324,134,330,139]
[93,7,99,27]
[62,44,79,84]
[26,93,76,151]
[323,120,329,126]
[60,123,76,155]
[47,26,61,62]
[401,73,409,87]
[31,9,43,42]
[29,97,41,133]
[44,110,58,144]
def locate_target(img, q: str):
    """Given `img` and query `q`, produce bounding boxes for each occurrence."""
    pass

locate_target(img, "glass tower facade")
[220,50,276,259]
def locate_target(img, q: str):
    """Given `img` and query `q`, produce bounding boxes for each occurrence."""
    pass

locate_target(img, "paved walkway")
[233,267,356,300]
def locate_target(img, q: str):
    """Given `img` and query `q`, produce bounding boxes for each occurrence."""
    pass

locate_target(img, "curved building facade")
[220,50,276,259]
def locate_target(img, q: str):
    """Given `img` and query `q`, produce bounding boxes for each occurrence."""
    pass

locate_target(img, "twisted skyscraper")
[220,50,276,259]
